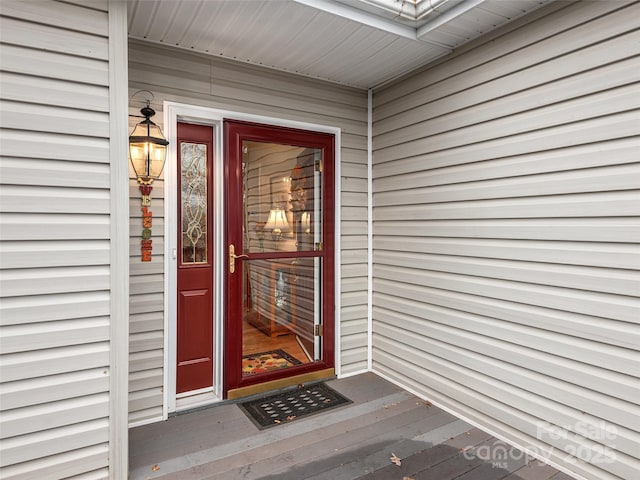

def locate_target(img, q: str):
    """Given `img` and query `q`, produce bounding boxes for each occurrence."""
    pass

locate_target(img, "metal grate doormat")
[238,383,352,429]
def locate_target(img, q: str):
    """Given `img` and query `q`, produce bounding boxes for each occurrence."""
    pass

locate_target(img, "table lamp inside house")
[264,208,289,242]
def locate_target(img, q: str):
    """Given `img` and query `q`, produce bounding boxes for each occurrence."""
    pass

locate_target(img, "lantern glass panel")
[147,123,165,139]
[129,141,147,177]
[130,122,149,138]
[149,143,167,177]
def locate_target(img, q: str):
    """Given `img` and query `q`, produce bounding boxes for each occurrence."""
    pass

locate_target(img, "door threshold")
[175,390,221,412]
[227,368,335,399]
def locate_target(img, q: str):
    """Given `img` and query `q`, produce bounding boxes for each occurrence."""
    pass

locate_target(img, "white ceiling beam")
[415,0,453,20]
[417,0,486,38]
[294,0,452,49]
[355,0,419,20]
[293,0,417,39]
[341,0,452,21]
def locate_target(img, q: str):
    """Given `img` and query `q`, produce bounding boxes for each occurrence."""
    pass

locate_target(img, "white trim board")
[108,1,130,477]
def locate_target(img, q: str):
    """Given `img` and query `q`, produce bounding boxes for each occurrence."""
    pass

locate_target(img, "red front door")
[176,122,214,393]
[224,120,335,396]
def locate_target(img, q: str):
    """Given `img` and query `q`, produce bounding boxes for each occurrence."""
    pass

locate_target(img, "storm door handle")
[229,244,249,273]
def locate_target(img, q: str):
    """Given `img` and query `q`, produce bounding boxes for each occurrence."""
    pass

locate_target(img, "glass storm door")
[224,120,335,396]
[176,122,214,393]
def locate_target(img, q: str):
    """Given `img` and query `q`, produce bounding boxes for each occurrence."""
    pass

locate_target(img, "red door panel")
[176,287,212,392]
[176,122,214,394]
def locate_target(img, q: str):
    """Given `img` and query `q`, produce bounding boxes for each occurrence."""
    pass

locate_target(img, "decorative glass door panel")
[181,142,208,263]
[225,120,334,395]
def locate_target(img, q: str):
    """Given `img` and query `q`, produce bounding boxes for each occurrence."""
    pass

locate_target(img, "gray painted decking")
[129,373,569,480]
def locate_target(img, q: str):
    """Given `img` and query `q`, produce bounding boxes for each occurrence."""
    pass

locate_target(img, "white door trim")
[163,102,341,416]
[164,104,224,415]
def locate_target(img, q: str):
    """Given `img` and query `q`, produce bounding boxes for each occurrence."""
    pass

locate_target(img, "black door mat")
[238,382,352,429]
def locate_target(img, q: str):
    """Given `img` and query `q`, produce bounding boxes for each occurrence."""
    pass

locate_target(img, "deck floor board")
[129,372,568,480]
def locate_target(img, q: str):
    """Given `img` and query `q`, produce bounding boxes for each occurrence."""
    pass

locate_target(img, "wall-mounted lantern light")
[129,91,169,262]
[129,100,168,185]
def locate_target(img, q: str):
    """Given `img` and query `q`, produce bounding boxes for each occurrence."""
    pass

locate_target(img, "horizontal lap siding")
[128,173,164,424]
[127,42,369,423]
[340,139,369,374]
[0,1,111,479]
[371,2,640,480]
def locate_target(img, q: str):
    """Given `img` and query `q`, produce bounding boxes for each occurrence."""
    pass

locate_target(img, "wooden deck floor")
[129,372,569,480]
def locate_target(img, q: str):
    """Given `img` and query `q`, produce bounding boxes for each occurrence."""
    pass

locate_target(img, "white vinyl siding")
[128,172,164,424]
[127,42,369,424]
[0,0,115,479]
[371,2,640,480]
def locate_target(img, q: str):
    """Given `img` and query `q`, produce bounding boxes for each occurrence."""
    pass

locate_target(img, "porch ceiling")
[127,0,553,89]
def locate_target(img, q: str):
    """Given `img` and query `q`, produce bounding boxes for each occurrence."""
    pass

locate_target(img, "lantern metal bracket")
[129,89,156,114]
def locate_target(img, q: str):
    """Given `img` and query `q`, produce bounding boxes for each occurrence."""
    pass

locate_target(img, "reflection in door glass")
[289,258,322,361]
[242,142,322,254]
[181,142,207,264]
[240,140,324,377]
[242,259,321,376]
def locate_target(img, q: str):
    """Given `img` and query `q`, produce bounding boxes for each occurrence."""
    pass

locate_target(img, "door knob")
[229,244,249,273]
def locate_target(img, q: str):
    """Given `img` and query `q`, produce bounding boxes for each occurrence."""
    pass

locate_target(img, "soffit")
[127,0,552,89]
